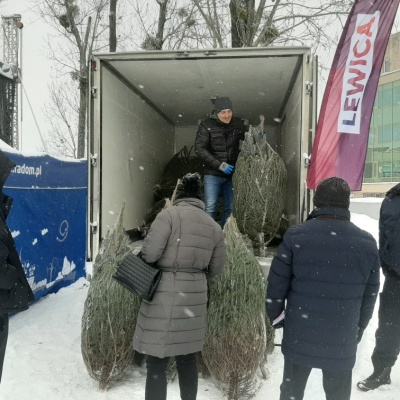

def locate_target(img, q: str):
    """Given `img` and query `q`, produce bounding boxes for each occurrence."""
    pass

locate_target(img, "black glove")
[357,327,365,343]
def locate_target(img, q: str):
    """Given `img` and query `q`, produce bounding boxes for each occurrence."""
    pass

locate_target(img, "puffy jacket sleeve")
[266,233,293,322]
[358,253,380,329]
[0,226,18,290]
[379,199,388,252]
[207,230,226,280]
[194,123,221,171]
[0,262,18,290]
[379,195,400,273]
[141,209,172,264]
[379,197,391,264]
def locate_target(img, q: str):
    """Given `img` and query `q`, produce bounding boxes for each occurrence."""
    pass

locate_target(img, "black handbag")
[113,252,162,301]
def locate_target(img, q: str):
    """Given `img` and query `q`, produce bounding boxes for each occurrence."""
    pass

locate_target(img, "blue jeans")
[204,174,234,228]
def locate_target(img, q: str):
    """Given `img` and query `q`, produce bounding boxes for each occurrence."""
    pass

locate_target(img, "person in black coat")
[266,177,380,400]
[0,150,35,382]
[357,182,400,392]
[194,96,247,228]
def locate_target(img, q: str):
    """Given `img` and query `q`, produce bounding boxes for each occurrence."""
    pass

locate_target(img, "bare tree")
[128,0,352,53]
[128,0,214,50]
[34,0,353,157]
[43,80,79,158]
[34,0,110,158]
[191,0,353,50]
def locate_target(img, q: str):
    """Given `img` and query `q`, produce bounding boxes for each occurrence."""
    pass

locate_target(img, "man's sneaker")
[357,367,391,391]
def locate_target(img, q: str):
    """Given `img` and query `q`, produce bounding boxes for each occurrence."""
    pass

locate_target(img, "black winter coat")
[0,150,35,314]
[379,183,400,277]
[194,115,246,178]
[266,207,380,371]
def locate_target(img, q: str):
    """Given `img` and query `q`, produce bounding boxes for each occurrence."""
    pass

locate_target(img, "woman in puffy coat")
[132,172,226,400]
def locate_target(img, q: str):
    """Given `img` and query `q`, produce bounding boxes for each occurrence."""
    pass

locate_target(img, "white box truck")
[87,46,317,261]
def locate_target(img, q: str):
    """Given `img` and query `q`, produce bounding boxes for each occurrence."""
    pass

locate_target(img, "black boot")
[357,367,391,391]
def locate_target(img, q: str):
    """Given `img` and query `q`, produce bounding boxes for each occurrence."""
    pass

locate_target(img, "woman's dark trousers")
[145,353,198,400]
[371,273,400,370]
[280,360,352,400]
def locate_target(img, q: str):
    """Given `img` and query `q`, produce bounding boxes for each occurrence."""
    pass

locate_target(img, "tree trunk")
[77,65,88,159]
[109,0,117,52]
[229,1,243,48]
[155,0,169,50]
[230,0,255,48]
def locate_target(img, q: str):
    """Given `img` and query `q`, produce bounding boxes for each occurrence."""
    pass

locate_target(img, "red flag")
[307,0,400,190]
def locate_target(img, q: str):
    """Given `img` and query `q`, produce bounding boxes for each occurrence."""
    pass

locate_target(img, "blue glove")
[219,162,234,175]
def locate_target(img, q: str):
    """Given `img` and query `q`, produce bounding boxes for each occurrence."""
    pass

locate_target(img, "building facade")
[358,32,400,197]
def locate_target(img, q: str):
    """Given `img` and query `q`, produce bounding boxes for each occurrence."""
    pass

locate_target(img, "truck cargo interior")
[88,47,316,260]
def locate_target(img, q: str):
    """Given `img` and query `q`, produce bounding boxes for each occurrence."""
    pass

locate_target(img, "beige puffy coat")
[132,198,225,358]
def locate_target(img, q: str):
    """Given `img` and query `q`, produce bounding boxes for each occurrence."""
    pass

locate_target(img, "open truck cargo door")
[301,55,318,221]
[87,47,317,261]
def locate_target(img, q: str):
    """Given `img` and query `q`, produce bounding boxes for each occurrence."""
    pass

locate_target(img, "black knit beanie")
[313,177,350,209]
[175,172,203,200]
[214,97,233,113]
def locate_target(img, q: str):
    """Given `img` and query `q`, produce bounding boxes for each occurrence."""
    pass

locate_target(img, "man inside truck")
[194,96,247,228]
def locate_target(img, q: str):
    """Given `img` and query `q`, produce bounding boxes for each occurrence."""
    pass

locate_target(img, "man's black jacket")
[266,206,380,371]
[195,116,246,178]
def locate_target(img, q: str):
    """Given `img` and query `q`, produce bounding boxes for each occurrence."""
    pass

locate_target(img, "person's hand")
[219,162,234,175]
[270,310,285,329]
[272,320,284,329]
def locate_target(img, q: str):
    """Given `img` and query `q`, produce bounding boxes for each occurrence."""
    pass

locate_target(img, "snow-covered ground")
[2,212,399,400]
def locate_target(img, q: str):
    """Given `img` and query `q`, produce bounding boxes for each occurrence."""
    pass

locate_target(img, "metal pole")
[1,14,22,149]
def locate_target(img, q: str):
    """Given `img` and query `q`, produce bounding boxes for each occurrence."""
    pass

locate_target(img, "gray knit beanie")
[313,177,350,209]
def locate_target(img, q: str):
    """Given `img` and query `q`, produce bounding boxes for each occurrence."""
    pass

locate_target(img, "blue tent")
[3,148,87,300]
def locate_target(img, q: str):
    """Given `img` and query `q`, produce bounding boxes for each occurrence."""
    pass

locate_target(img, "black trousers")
[145,353,198,400]
[0,313,9,383]
[372,273,400,370]
[280,360,352,400]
